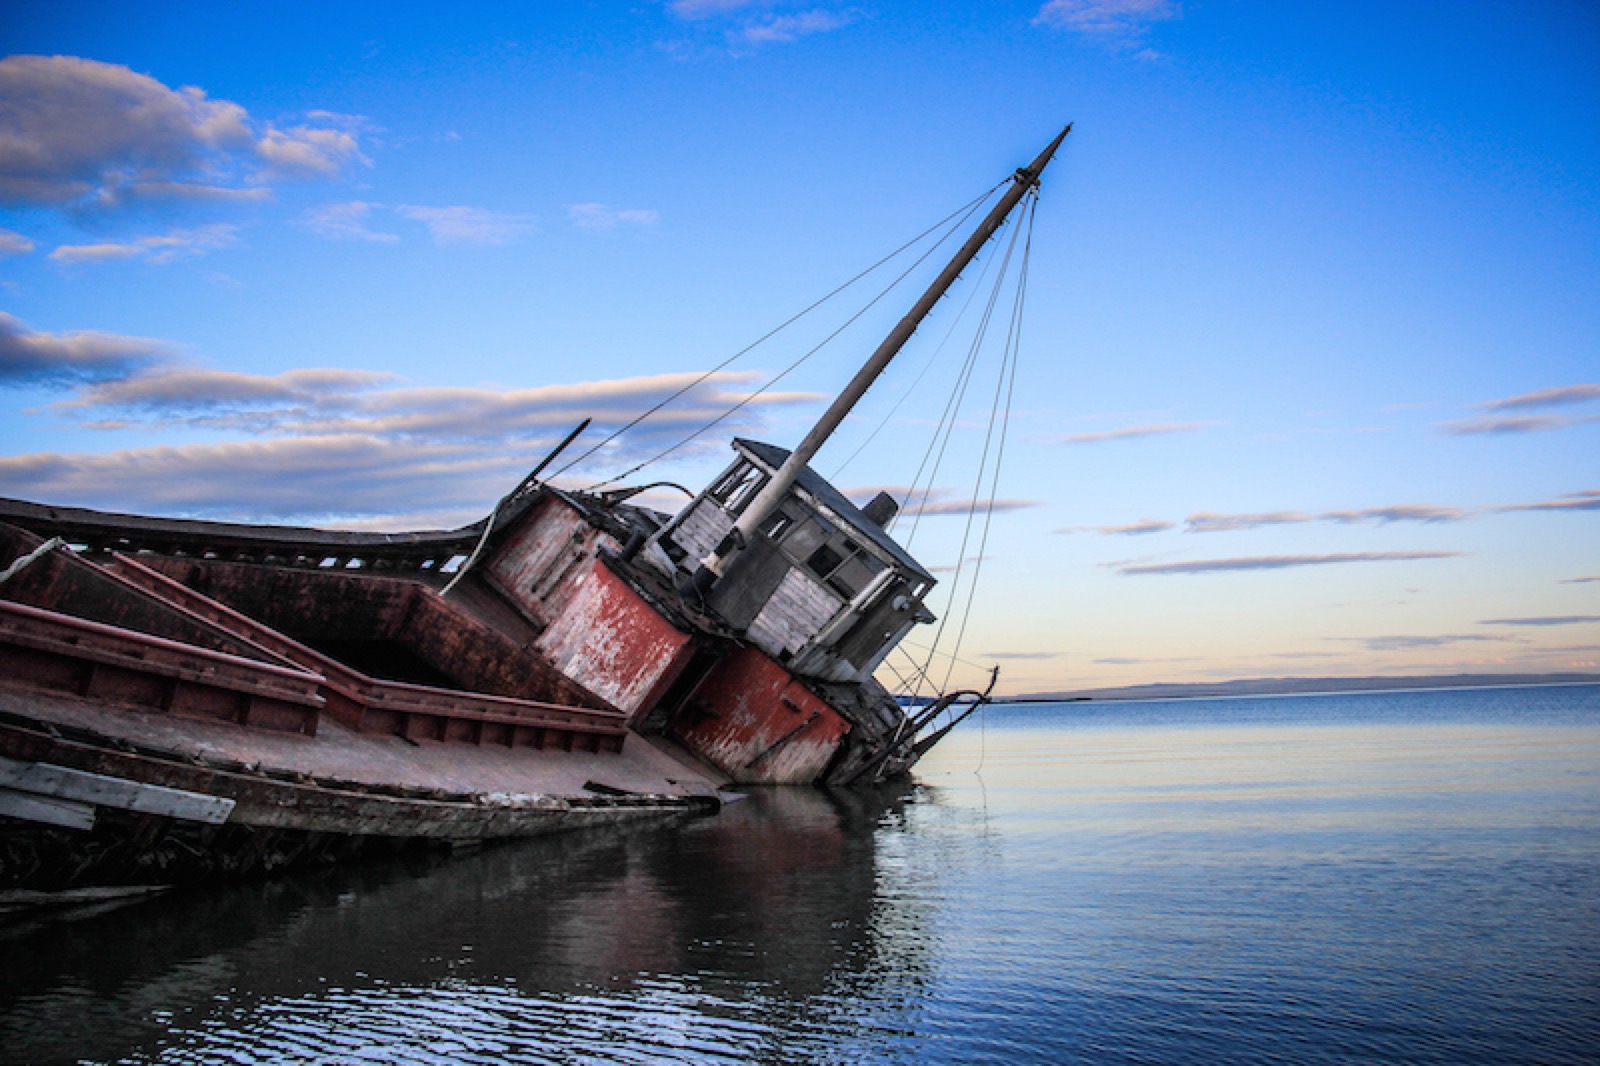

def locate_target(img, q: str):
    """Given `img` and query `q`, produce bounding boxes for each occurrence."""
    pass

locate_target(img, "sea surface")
[3,684,1598,1065]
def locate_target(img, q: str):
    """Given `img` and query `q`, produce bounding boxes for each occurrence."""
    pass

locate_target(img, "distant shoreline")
[1009,673,1600,704]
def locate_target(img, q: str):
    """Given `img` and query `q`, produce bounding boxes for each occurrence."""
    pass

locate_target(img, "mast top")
[690,124,1072,592]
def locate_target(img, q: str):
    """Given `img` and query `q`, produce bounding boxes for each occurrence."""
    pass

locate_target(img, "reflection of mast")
[693,124,1072,592]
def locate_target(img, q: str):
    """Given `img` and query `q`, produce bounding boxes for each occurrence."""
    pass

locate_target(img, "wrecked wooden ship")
[0,128,1068,893]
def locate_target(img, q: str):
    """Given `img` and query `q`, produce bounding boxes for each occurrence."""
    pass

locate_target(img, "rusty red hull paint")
[670,647,850,785]
[534,558,697,724]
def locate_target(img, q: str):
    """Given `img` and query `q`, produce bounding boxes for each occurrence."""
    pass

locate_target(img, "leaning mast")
[693,124,1072,592]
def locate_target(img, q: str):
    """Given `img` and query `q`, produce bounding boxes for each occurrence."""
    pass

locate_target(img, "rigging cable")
[905,187,1036,707]
[548,180,1007,485]
[581,187,999,492]
[938,193,1036,694]
[827,214,1011,482]
[891,205,1024,551]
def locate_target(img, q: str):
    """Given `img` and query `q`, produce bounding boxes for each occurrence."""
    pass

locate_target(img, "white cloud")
[255,124,367,179]
[6,366,828,522]
[1491,488,1600,515]
[1118,551,1463,576]
[846,484,1041,518]
[302,201,399,243]
[1034,0,1180,41]
[1440,413,1588,435]
[1056,421,1210,445]
[662,1,856,52]
[396,205,537,245]
[49,224,238,265]
[0,229,36,256]
[1480,383,1600,412]
[0,55,367,214]
[568,203,660,230]
[0,311,172,385]
[1187,503,1466,533]
[738,9,854,44]
[667,0,765,18]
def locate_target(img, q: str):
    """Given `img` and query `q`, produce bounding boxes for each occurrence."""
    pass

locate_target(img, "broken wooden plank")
[0,787,95,830]
[0,755,235,824]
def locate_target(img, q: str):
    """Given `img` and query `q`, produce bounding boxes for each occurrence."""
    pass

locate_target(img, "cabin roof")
[732,439,934,584]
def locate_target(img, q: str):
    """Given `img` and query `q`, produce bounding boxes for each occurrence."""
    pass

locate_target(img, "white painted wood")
[672,501,733,562]
[0,756,235,824]
[747,568,838,657]
[0,788,95,831]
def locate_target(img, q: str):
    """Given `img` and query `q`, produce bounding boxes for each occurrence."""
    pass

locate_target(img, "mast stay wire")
[826,213,1012,482]
[550,180,1008,486]
[889,206,1024,552]
[903,188,1036,707]
[938,194,1036,694]
[895,188,1030,555]
[580,187,1001,493]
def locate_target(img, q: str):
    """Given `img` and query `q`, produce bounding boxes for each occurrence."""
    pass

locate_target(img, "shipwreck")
[0,127,1069,894]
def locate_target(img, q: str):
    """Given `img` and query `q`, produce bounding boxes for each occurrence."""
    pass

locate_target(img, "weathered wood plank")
[0,787,95,830]
[0,755,235,824]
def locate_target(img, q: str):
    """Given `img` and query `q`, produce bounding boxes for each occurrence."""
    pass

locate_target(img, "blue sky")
[2,1,1596,695]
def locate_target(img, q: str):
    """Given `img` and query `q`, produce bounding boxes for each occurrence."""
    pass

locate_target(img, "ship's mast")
[694,124,1071,592]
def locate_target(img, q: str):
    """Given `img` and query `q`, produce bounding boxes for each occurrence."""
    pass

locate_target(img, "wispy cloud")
[0,55,366,215]
[737,9,854,44]
[396,205,537,246]
[1034,0,1179,53]
[662,1,857,54]
[0,436,521,524]
[1185,510,1310,533]
[568,203,660,230]
[60,366,395,412]
[1094,515,1171,531]
[1116,551,1463,576]
[1056,421,1209,445]
[1351,633,1518,652]
[667,0,764,18]
[1491,489,1600,515]
[0,229,36,257]
[0,312,172,386]
[1326,504,1465,524]
[1439,413,1591,436]
[1562,575,1600,585]
[984,651,1060,660]
[6,365,827,522]
[1187,503,1467,533]
[1478,615,1600,627]
[302,201,399,243]
[1480,384,1600,412]
[848,485,1041,518]
[48,224,238,265]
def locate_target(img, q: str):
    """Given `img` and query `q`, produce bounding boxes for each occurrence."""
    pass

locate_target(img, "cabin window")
[781,515,834,561]
[827,549,884,599]
[707,460,767,515]
[759,509,796,539]
[802,536,886,599]
[805,543,845,580]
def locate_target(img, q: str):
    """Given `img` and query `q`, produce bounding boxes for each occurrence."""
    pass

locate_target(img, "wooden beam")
[0,755,235,824]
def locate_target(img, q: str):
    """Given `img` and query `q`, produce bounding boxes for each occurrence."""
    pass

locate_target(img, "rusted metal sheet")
[670,647,850,784]
[0,599,326,734]
[485,495,617,627]
[535,558,696,720]
[109,553,628,752]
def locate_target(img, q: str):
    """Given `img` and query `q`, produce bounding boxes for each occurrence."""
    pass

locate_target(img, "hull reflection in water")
[0,782,948,1065]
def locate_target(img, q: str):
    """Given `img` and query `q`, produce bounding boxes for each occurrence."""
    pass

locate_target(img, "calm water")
[3,684,1598,1065]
